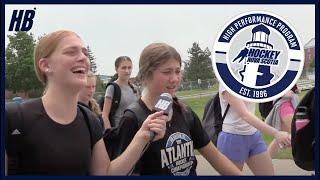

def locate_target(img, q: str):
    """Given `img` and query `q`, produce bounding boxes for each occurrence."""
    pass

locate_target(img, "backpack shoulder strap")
[6,102,23,131]
[215,93,229,121]
[6,102,25,175]
[78,104,95,149]
[272,97,282,105]
[202,96,214,121]
[106,82,121,126]
[222,104,230,121]
[107,82,121,102]
[6,102,24,154]
[124,102,149,127]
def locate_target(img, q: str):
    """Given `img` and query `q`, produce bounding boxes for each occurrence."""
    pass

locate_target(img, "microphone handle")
[149,131,156,141]
[148,109,158,141]
[149,109,170,141]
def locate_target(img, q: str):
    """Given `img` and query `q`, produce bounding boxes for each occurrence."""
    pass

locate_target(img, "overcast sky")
[5,4,315,76]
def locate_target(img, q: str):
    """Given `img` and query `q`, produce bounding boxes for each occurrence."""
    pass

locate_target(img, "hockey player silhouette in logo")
[233,47,249,63]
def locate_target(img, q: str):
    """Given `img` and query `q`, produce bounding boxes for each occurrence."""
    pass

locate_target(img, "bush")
[28,88,44,98]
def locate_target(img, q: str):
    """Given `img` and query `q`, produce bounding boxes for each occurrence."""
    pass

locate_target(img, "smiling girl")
[5,30,166,175]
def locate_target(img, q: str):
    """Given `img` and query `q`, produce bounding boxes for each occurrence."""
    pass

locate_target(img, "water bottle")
[295,106,310,131]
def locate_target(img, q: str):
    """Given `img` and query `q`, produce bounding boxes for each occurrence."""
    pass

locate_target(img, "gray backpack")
[201,93,230,145]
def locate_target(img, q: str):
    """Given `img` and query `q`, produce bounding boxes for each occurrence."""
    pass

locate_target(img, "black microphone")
[150,93,173,140]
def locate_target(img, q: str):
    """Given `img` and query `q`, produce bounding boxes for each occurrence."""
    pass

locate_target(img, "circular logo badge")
[212,11,304,102]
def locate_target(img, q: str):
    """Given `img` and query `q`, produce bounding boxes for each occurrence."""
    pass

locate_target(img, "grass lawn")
[179,90,310,159]
[175,86,218,97]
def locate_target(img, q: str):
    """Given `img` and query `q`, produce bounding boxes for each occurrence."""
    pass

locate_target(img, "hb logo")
[8,9,36,31]
[154,99,171,111]
[212,11,304,102]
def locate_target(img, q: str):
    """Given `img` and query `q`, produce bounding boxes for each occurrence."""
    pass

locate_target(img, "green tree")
[5,32,43,97]
[183,42,215,81]
[95,74,105,93]
[87,45,97,73]
[309,58,315,69]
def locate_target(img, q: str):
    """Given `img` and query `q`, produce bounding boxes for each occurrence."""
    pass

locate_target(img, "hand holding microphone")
[149,93,173,140]
[126,94,172,175]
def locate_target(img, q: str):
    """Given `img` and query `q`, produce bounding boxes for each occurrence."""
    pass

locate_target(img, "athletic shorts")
[279,101,295,119]
[217,131,267,163]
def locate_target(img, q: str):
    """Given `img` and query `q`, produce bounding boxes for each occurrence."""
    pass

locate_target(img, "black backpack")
[5,100,97,175]
[101,82,138,160]
[259,98,281,119]
[291,87,314,171]
[107,82,122,127]
[98,82,121,126]
[98,82,137,126]
[102,101,149,161]
[201,93,230,146]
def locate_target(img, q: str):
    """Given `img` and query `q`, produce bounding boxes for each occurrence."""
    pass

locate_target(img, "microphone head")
[154,93,173,115]
[160,93,172,99]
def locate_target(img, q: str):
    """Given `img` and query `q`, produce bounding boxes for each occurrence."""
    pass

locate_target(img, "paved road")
[196,155,313,176]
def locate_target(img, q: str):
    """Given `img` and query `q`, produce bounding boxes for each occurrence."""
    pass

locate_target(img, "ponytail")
[89,98,102,117]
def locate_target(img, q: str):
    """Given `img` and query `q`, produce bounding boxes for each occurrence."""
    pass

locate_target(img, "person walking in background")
[12,96,24,104]
[217,84,291,175]
[266,85,300,157]
[197,78,202,89]
[102,56,138,130]
[78,71,104,130]
[5,30,166,175]
[116,43,242,176]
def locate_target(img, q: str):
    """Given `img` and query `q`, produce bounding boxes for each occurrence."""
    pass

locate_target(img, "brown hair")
[137,43,181,83]
[115,56,132,70]
[34,30,79,85]
[138,43,184,111]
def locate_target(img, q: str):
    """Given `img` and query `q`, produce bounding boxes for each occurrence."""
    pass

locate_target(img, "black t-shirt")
[117,99,210,176]
[6,98,103,175]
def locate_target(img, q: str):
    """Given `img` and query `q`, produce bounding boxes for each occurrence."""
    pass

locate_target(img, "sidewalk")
[196,155,312,176]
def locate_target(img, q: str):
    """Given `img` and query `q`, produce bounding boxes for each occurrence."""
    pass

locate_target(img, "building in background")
[304,38,315,78]
[98,74,112,84]
[297,38,315,90]
[304,38,315,71]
